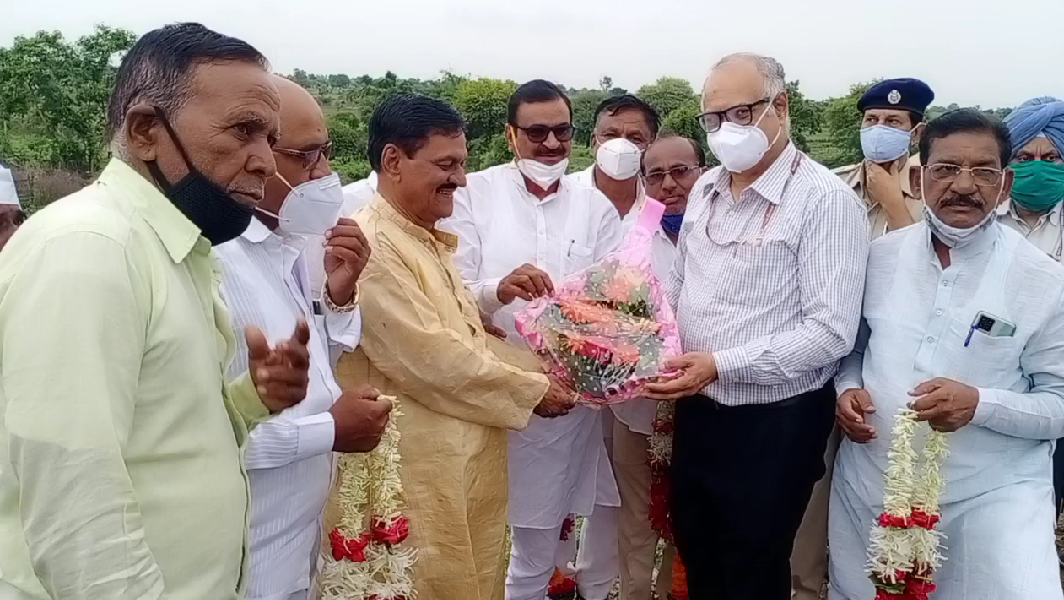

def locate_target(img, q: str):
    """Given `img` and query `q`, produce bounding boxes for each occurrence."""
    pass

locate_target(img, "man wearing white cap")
[0,164,25,252]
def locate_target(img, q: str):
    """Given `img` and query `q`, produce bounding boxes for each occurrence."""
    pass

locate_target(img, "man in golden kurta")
[327,93,576,600]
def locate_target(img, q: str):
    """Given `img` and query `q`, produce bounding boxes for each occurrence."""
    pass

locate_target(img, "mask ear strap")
[153,106,195,167]
[274,172,299,196]
[507,126,524,161]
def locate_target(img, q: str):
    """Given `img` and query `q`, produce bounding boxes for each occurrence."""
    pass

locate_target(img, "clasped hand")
[246,319,312,413]
[837,377,979,442]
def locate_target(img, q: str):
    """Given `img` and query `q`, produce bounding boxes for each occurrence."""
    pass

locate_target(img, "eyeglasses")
[925,163,1004,187]
[514,124,574,144]
[645,165,701,186]
[696,99,770,133]
[274,141,334,170]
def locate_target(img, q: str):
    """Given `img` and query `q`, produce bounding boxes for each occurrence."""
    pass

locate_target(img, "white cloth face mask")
[595,137,642,180]
[921,175,1002,248]
[516,157,569,189]
[706,102,781,173]
[258,172,345,237]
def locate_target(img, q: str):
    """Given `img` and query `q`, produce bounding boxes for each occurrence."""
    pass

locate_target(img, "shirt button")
[935,309,943,316]
[942,281,950,287]
[926,336,935,343]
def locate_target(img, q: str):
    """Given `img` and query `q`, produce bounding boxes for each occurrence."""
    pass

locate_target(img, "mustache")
[535,149,566,157]
[940,194,984,208]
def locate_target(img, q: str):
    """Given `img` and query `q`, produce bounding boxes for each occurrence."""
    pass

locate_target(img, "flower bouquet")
[866,407,949,600]
[514,199,681,409]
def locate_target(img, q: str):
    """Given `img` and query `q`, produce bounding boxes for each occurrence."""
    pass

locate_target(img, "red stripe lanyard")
[704,151,804,247]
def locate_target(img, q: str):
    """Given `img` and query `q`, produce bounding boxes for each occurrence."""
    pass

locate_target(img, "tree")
[0,25,136,172]
[786,80,822,153]
[599,76,613,93]
[327,73,351,88]
[660,96,714,166]
[636,77,697,121]
[453,77,517,141]
[571,89,608,146]
[818,81,875,168]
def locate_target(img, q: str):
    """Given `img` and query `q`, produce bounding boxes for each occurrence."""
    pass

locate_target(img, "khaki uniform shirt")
[997,199,1064,262]
[833,154,923,240]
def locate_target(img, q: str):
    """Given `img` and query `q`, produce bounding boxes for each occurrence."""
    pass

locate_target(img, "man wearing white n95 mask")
[643,53,867,600]
[442,79,624,600]
[215,76,392,600]
[572,94,660,210]
[562,93,666,600]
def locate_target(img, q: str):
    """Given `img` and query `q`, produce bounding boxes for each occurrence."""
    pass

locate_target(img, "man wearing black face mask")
[0,24,312,600]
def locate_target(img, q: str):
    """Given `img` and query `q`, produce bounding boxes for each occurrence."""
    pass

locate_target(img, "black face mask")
[145,107,254,246]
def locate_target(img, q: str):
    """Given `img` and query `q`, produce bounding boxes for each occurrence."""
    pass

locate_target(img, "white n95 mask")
[596,138,642,180]
[259,172,345,237]
[706,102,781,173]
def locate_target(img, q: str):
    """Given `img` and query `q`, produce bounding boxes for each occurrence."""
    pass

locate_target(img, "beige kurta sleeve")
[359,232,548,431]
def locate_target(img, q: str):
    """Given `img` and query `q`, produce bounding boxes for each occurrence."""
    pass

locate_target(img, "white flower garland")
[866,407,949,599]
[319,397,417,600]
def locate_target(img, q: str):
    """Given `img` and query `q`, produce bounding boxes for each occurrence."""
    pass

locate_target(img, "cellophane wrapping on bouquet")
[514,198,681,409]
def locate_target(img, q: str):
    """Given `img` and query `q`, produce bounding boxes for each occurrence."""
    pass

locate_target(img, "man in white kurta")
[215,76,389,600]
[829,109,1064,600]
[447,160,623,599]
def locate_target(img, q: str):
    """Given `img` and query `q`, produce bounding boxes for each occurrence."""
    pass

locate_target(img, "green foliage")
[0,25,136,172]
[0,26,1016,198]
[571,89,608,146]
[786,80,823,153]
[453,78,517,141]
[637,77,698,120]
[819,81,875,168]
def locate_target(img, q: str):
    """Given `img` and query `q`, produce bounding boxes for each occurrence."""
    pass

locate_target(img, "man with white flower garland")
[829,109,1064,600]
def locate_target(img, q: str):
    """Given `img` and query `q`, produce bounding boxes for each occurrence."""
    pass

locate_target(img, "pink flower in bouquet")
[612,344,640,364]
[603,276,632,303]
[559,300,614,325]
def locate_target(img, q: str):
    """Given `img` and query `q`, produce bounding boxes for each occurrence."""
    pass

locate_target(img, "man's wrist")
[324,283,359,313]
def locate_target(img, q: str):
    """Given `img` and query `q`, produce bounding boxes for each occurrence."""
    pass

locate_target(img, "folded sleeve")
[357,233,548,430]
[1,232,166,599]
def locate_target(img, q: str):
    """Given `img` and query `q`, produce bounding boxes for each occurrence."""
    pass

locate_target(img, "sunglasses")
[513,124,575,144]
[274,141,334,170]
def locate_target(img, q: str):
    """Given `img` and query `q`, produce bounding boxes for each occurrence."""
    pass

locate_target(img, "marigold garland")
[319,396,417,600]
[866,407,949,600]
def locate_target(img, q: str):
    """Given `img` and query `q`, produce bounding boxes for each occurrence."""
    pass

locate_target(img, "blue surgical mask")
[661,213,684,235]
[860,125,912,163]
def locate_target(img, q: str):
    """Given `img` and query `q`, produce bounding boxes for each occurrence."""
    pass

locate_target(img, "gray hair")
[709,53,787,99]
[106,23,267,153]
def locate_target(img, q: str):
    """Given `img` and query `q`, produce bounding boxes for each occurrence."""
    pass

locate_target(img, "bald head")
[272,74,326,149]
[702,53,786,113]
[258,74,332,226]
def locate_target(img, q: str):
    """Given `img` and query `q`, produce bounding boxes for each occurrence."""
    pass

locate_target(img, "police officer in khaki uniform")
[832,78,935,238]
[791,77,935,600]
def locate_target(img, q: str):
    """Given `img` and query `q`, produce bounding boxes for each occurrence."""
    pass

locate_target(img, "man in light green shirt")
[0,24,311,600]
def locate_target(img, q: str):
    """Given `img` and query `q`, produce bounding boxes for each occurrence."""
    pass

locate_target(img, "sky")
[3,0,1063,109]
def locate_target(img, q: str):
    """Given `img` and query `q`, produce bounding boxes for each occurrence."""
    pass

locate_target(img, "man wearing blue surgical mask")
[216,75,392,600]
[834,78,934,241]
